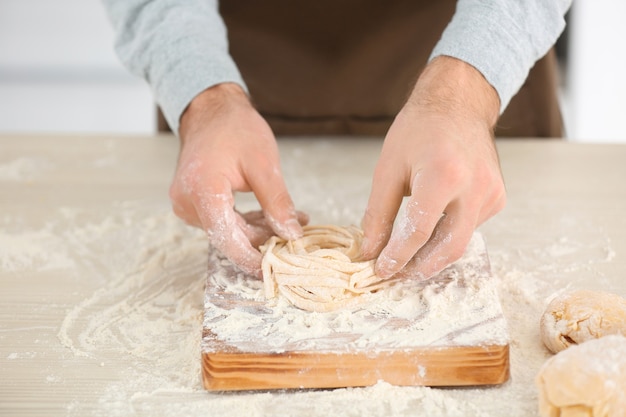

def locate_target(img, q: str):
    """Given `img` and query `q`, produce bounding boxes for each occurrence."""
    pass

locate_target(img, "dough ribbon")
[260,225,391,312]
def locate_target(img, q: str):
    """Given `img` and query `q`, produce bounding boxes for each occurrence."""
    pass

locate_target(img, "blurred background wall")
[0,0,624,142]
[565,0,626,143]
[0,0,155,134]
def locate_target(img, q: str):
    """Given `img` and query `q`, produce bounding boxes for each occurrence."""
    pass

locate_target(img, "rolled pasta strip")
[286,285,345,303]
[279,284,367,313]
[260,225,392,312]
[272,252,358,274]
[274,273,351,289]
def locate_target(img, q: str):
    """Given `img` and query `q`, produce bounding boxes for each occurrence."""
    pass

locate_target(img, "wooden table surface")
[1,135,625,416]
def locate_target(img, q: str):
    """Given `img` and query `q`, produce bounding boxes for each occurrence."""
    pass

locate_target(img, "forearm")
[179,83,249,141]
[408,56,500,131]
[430,0,572,113]
[101,0,246,134]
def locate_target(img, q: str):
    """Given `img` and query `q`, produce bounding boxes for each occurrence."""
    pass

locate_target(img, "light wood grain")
[202,340,509,391]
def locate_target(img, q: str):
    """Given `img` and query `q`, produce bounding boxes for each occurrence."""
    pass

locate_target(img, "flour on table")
[0,156,54,181]
[203,232,509,354]
[41,194,618,417]
[0,228,76,271]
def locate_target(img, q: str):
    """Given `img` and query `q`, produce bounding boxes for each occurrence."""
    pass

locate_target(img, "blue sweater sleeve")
[430,0,572,113]
[101,0,247,135]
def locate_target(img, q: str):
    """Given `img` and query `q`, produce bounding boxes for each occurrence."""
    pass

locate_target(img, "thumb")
[360,168,405,260]
[248,168,303,241]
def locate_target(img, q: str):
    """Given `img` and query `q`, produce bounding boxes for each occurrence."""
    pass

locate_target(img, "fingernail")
[375,254,398,279]
[266,212,303,241]
[283,218,303,241]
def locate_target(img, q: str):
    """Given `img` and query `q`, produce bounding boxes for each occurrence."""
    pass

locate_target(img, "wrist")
[179,83,250,140]
[408,56,500,130]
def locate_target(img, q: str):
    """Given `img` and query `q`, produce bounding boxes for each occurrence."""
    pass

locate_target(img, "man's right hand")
[169,83,307,277]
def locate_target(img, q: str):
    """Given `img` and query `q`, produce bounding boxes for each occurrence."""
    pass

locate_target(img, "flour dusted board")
[201,233,510,391]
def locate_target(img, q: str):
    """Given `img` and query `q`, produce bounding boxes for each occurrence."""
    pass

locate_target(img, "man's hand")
[169,83,307,277]
[361,56,505,280]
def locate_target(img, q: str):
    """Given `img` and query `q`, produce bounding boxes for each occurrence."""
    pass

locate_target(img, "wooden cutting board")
[201,234,510,391]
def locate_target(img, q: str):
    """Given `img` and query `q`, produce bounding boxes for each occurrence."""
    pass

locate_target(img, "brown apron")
[159,0,563,138]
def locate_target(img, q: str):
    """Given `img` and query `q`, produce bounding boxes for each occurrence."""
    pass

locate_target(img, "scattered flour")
[0,228,77,271]
[2,197,618,416]
[50,207,521,417]
[203,233,509,355]
[0,156,54,181]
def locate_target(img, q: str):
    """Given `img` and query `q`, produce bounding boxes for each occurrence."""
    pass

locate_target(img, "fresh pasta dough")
[260,225,391,312]
[536,335,626,417]
[540,289,626,354]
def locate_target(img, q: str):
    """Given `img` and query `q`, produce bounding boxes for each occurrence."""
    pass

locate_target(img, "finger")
[245,161,303,241]
[239,210,310,230]
[238,210,310,248]
[396,205,475,281]
[375,172,449,279]
[196,189,263,277]
[170,195,202,228]
[479,184,507,226]
[360,166,406,260]
[169,178,202,228]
